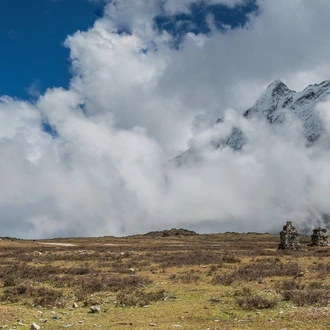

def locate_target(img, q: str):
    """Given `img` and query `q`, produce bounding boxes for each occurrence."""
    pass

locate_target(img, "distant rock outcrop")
[309,227,330,246]
[144,228,198,238]
[278,221,301,250]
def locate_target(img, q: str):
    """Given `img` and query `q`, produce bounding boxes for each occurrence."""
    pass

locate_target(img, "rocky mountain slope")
[174,80,330,165]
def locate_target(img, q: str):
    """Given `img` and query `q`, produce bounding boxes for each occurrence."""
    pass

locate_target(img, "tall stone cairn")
[309,227,330,246]
[278,221,301,250]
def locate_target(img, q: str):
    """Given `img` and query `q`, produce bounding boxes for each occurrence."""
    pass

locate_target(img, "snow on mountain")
[174,80,330,165]
[243,79,330,144]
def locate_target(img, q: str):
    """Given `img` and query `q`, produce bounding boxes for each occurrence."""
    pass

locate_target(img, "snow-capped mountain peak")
[174,80,330,165]
[242,79,330,143]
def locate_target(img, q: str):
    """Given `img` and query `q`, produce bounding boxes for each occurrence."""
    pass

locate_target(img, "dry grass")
[0,233,329,329]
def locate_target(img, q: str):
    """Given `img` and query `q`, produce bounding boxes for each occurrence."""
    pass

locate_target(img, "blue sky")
[0,0,103,99]
[0,0,257,100]
[1,0,330,238]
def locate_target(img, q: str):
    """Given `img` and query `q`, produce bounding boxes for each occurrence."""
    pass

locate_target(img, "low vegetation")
[0,232,329,329]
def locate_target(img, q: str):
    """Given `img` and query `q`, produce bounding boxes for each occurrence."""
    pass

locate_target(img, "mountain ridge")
[174,79,330,165]
[242,79,330,143]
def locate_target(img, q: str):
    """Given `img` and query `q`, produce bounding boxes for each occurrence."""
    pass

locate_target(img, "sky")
[1,0,330,238]
[0,0,104,99]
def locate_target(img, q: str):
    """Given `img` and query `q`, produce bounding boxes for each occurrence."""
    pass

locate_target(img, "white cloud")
[1,0,330,237]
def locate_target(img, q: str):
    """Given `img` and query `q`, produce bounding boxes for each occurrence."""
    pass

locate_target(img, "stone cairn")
[278,221,301,250]
[309,227,330,246]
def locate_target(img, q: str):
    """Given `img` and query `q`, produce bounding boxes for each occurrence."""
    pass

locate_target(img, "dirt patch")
[38,242,77,246]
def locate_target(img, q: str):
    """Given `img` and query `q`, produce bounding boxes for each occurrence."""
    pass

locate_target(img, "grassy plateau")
[0,231,329,329]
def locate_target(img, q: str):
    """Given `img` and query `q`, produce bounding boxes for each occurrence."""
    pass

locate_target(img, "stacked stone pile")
[309,227,330,246]
[278,221,301,250]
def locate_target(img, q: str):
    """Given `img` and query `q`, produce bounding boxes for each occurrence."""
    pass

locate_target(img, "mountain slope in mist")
[175,80,330,165]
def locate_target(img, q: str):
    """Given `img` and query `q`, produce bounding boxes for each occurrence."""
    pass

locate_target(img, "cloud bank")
[2,0,330,238]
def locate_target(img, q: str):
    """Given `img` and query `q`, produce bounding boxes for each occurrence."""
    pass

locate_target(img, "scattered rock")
[30,324,40,330]
[294,271,304,279]
[90,305,101,313]
[38,319,47,323]
[72,302,78,309]
[278,221,301,250]
[309,227,330,246]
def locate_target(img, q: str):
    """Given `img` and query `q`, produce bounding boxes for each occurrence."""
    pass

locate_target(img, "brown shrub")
[73,274,152,296]
[275,280,304,292]
[236,295,278,310]
[1,285,63,307]
[1,285,29,303]
[32,286,64,307]
[154,250,224,268]
[169,271,200,284]
[212,259,301,286]
[281,289,330,306]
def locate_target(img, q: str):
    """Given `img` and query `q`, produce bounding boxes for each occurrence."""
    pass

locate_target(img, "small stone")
[72,302,78,309]
[149,324,157,327]
[90,305,101,313]
[294,272,304,279]
[38,319,47,323]
[30,324,40,330]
